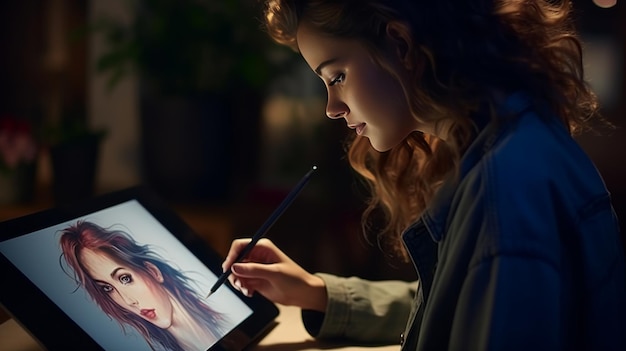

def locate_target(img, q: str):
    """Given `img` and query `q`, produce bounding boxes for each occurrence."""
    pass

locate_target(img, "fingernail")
[241,286,249,297]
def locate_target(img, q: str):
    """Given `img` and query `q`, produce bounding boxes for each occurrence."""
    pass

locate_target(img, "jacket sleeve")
[300,273,417,344]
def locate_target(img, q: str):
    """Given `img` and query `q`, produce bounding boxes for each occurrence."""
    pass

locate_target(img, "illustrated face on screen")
[59,220,232,350]
[80,248,174,329]
[0,199,257,351]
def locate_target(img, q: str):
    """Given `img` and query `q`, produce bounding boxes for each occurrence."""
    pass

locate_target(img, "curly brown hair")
[263,0,602,259]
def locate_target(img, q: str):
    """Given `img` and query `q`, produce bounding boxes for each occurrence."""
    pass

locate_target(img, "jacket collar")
[418,91,532,243]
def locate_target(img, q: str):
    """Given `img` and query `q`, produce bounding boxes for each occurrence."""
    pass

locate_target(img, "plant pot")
[0,163,37,205]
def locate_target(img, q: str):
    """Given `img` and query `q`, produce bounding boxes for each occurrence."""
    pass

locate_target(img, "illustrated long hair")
[262,0,602,259]
[59,220,228,351]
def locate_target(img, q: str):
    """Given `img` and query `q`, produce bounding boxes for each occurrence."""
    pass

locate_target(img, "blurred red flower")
[0,116,39,173]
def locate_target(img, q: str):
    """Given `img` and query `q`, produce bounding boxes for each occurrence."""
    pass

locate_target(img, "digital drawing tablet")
[0,186,279,351]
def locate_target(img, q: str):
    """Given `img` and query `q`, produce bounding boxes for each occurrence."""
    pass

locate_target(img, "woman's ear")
[385,21,413,70]
[144,261,164,283]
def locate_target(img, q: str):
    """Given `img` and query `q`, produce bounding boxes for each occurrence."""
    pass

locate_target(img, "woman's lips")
[348,123,366,136]
[141,309,156,319]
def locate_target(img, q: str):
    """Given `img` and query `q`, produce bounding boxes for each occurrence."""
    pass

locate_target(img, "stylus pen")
[206,165,318,298]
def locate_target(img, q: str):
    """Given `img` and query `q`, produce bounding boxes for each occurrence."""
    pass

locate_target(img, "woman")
[59,220,229,351]
[223,0,626,350]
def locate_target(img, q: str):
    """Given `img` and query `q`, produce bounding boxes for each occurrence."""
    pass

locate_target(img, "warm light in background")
[260,94,326,187]
[593,0,617,8]
[582,35,621,108]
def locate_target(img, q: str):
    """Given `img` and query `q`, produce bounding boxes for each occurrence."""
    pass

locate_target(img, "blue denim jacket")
[401,92,626,350]
[305,92,626,350]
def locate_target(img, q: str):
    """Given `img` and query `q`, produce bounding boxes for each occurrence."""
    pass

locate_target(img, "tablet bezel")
[0,186,279,351]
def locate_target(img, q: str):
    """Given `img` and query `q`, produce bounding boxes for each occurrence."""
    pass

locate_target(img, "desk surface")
[0,304,398,351]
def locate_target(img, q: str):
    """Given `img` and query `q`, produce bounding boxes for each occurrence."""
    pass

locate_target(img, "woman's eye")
[329,73,345,86]
[101,284,113,293]
[119,274,133,285]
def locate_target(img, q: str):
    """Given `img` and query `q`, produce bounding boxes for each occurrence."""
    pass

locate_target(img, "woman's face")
[80,249,174,329]
[296,22,423,151]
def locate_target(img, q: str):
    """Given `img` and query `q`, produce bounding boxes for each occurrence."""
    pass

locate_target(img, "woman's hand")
[222,238,327,312]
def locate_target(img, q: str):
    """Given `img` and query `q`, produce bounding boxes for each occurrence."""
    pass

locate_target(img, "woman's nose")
[326,95,348,119]
[120,291,138,306]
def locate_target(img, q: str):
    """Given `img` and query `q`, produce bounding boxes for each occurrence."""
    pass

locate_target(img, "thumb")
[231,262,276,279]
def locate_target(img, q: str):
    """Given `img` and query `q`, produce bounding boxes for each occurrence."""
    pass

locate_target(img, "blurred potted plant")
[32,0,109,205]
[92,0,283,202]
[0,115,40,204]
[95,0,274,97]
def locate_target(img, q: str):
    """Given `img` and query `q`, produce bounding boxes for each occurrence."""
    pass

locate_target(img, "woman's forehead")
[296,22,364,74]
[79,249,121,273]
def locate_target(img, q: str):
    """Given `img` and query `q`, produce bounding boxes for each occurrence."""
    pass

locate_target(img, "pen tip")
[205,291,213,299]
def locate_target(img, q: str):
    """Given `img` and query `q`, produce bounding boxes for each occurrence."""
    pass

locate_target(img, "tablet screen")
[0,187,278,351]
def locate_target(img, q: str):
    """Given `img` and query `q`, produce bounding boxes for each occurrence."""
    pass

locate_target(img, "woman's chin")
[369,138,399,153]
[145,315,172,329]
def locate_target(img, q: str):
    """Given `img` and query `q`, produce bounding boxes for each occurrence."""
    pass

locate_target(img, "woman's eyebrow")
[110,267,124,278]
[315,58,338,75]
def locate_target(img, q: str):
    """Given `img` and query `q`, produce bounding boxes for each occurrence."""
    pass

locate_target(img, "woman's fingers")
[232,277,255,297]
[222,238,283,271]
[221,238,323,308]
[222,238,253,272]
